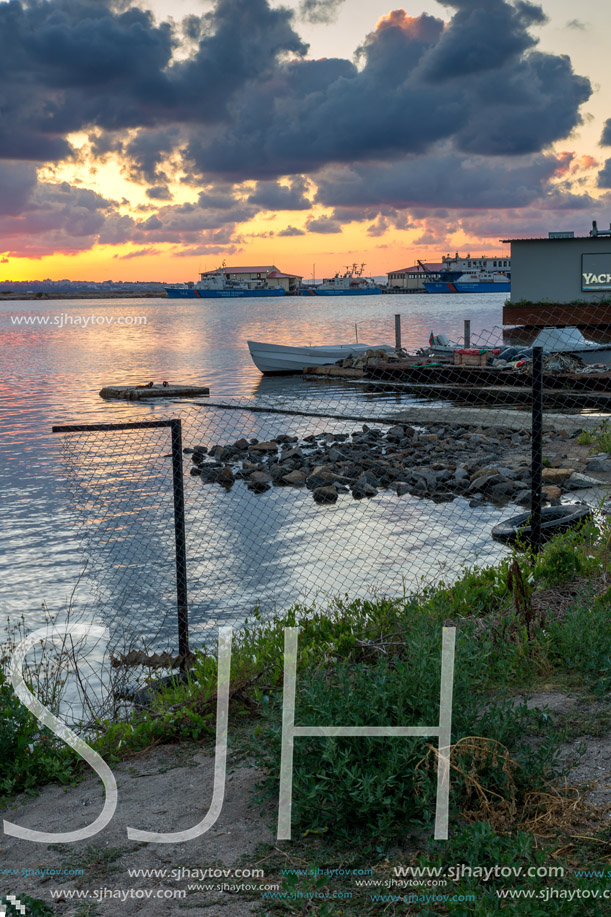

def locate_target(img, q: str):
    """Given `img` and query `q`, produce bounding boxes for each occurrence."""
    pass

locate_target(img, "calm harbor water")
[0,292,511,645]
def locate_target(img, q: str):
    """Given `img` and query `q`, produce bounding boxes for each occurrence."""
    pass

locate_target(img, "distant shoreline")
[0,291,168,300]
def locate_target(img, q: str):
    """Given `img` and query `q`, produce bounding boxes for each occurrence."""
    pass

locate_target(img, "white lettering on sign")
[583,273,611,285]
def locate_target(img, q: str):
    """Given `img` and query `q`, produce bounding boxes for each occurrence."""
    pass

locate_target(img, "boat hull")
[165,287,285,298]
[312,287,382,295]
[424,281,510,293]
[247,340,392,374]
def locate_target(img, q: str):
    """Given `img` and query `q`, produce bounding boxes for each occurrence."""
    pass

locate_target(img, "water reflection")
[0,293,507,643]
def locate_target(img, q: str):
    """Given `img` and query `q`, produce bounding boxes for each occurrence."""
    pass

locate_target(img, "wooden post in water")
[395,314,401,350]
[464,320,471,348]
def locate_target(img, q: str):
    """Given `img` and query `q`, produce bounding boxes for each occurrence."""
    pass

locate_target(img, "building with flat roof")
[388,252,510,291]
[503,221,611,325]
[387,263,443,291]
[200,264,302,293]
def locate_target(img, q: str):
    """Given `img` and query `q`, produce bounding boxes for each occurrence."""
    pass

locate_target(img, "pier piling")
[395,314,402,350]
[464,320,471,348]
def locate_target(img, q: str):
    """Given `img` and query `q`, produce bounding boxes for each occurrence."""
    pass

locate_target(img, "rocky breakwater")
[185,423,601,507]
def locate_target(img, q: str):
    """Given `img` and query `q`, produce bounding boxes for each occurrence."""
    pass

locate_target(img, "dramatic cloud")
[183,2,590,179]
[0,0,306,163]
[277,225,306,236]
[598,160,611,189]
[299,0,346,24]
[601,119,611,146]
[0,176,117,256]
[0,162,38,216]
[316,150,579,212]
[306,215,342,233]
[0,0,600,260]
[247,178,312,210]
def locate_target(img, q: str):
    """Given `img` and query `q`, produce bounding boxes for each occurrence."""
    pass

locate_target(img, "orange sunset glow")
[1,0,611,283]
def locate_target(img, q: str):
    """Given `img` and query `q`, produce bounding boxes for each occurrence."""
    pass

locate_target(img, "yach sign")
[582,253,611,291]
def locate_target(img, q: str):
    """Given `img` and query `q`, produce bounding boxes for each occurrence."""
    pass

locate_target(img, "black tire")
[491,504,593,546]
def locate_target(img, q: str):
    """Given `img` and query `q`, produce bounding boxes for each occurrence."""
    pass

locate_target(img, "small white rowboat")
[247,340,393,374]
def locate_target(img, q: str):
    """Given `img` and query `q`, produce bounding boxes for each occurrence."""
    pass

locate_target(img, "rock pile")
[185,423,597,507]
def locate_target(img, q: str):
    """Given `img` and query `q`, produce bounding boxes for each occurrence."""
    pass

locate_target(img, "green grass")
[0,897,54,916]
[577,420,611,453]
[3,520,611,914]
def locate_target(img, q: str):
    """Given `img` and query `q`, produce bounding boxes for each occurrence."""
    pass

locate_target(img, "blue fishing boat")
[424,272,511,294]
[418,253,511,294]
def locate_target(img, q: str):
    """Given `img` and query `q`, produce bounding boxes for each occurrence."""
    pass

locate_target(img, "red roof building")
[200,264,302,292]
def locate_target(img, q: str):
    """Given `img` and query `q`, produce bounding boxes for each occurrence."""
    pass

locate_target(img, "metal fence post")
[531,347,543,551]
[395,314,401,350]
[464,320,471,348]
[170,419,190,662]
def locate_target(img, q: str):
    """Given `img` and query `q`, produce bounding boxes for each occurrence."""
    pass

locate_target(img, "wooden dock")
[363,361,611,409]
[100,383,210,401]
[303,359,611,409]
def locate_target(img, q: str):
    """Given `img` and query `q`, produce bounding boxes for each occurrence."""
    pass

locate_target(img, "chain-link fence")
[51,312,611,713]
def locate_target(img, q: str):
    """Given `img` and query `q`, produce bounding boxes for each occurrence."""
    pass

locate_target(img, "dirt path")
[0,746,273,916]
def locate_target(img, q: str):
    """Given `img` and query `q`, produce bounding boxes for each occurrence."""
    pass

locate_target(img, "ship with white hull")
[420,252,511,294]
[307,263,381,296]
[166,265,286,299]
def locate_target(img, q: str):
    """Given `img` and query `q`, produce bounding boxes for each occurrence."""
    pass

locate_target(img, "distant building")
[199,265,302,293]
[388,252,510,291]
[387,263,443,291]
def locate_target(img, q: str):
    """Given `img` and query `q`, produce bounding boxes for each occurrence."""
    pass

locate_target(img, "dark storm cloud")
[185,1,590,179]
[315,151,572,212]
[247,178,311,210]
[0,176,118,254]
[0,0,596,254]
[123,128,182,183]
[146,185,172,200]
[0,0,306,162]
[306,215,342,233]
[425,0,547,81]
[3,0,590,178]
[598,160,611,189]
[299,0,346,25]
[601,119,611,147]
[0,162,38,215]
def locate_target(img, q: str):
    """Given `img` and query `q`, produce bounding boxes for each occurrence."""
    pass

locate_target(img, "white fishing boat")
[532,327,611,366]
[247,340,393,374]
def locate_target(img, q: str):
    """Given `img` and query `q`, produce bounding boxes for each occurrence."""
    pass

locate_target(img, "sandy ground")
[3,691,611,916]
[0,746,273,916]
[516,691,611,809]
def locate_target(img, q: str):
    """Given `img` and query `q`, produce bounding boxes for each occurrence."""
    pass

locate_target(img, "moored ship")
[165,264,298,298]
[424,271,511,294]
[308,263,381,295]
[421,253,511,294]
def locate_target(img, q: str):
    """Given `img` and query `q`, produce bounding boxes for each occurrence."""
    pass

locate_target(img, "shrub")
[253,619,559,845]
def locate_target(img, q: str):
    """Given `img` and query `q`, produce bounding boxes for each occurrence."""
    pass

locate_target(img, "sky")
[1,0,611,281]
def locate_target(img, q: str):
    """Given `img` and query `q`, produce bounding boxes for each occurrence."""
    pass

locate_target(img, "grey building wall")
[509,237,611,303]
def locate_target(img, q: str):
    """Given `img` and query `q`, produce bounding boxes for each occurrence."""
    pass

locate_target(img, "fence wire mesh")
[51,313,611,715]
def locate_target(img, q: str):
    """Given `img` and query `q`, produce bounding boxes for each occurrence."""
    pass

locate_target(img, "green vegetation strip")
[3,517,611,913]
